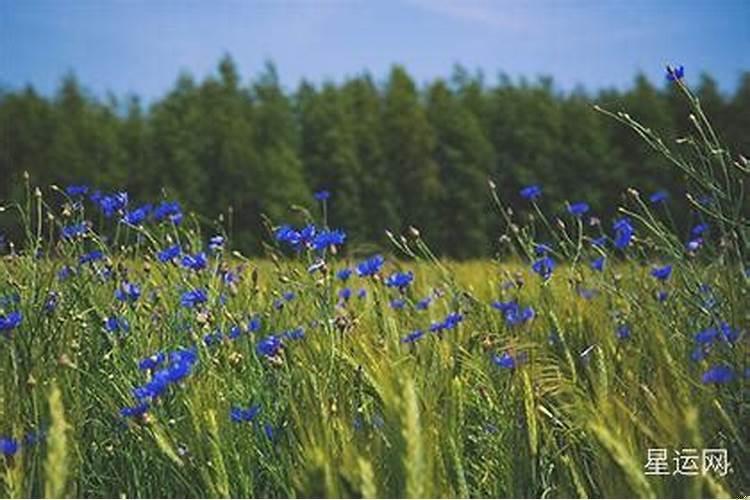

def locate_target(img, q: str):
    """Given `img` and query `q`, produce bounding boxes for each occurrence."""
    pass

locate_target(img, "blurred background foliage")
[1,55,748,257]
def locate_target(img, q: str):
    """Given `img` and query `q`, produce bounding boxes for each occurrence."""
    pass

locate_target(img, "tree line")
[1,55,748,257]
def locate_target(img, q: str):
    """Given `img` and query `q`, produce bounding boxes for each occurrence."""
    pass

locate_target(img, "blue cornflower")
[227,325,242,340]
[691,223,709,237]
[656,290,669,302]
[416,297,431,310]
[230,404,261,423]
[122,204,151,226]
[0,311,22,332]
[43,292,59,315]
[157,244,181,263]
[79,249,104,265]
[153,201,183,224]
[248,315,262,333]
[57,265,74,281]
[105,316,129,334]
[492,352,516,369]
[590,256,605,272]
[390,298,406,310]
[180,289,207,308]
[203,331,223,347]
[283,291,296,302]
[97,192,129,218]
[532,256,555,280]
[695,326,718,344]
[257,335,282,357]
[357,254,385,277]
[534,243,552,256]
[718,322,740,343]
[0,436,19,456]
[357,288,367,299]
[138,352,166,371]
[567,202,590,217]
[339,288,352,302]
[275,225,302,248]
[649,190,669,204]
[120,403,150,418]
[65,185,88,197]
[650,264,673,281]
[312,229,347,251]
[314,190,331,201]
[263,423,275,440]
[115,282,141,302]
[686,238,704,253]
[62,222,88,239]
[520,185,542,201]
[209,235,224,251]
[616,324,631,341]
[701,364,734,384]
[613,217,634,250]
[385,271,414,290]
[181,252,207,271]
[284,327,305,340]
[492,300,534,326]
[401,329,424,344]
[666,65,685,82]
[591,235,608,248]
[442,312,464,330]
[337,268,352,281]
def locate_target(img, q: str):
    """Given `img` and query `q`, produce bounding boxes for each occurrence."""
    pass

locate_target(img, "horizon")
[1,0,749,102]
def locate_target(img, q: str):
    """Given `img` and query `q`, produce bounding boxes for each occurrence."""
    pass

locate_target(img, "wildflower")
[337,268,352,281]
[180,289,207,308]
[401,329,424,343]
[208,235,224,251]
[96,192,129,218]
[248,316,261,333]
[492,300,534,326]
[122,204,151,226]
[230,404,261,423]
[43,292,59,315]
[416,297,431,310]
[120,402,149,418]
[65,185,88,197]
[694,326,717,344]
[591,235,608,248]
[442,312,464,330]
[283,291,295,302]
[691,223,709,237]
[0,311,22,332]
[203,331,223,347]
[616,324,631,341]
[577,287,598,300]
[520,185,542,201]
[284,327,305,340]
[157,244,181,263]
[57,265,74,280]
[181,252,207,271]
[314,190,331,201]
[357,254,384,277]
[701,364,734,384]
[666,65,685,82]
[263,423,274,440]
[718,322,740,343]
[385,271,414,290]
[534,243,552,256]
[686,238,703,252]
[656,290,669,302]
[492,352,516,369]
[649,190,669,204]
[312,229,346,251]
[115,282,141,302]
[256,335,282,357]
[338,288,352,302]
[138,352,166,371]
[0,436,19,456]
[357,288,367,299]
[532,256,555,280]
[567,202,590,217]
[153,201,183,224]
[390,298,406,310]
[613,217,634,250]
[650,264,673,281]
[591,256,605,272]
[79,249,104,265]
[275,225,302,248]
[105,316,129,334]
[62,222,88,239]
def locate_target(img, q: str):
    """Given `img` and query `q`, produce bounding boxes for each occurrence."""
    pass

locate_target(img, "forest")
[1,55,749,257]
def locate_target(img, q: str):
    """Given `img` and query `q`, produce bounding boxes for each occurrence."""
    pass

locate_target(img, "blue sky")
[1,0,748,100]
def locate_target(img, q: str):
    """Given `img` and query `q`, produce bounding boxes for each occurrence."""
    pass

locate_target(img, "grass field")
[0,72,748,498]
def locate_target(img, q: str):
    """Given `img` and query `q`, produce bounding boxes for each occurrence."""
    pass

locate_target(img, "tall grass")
[0,69,748,498]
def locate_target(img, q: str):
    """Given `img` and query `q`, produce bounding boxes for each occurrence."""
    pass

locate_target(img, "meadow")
[0,69,748,498]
